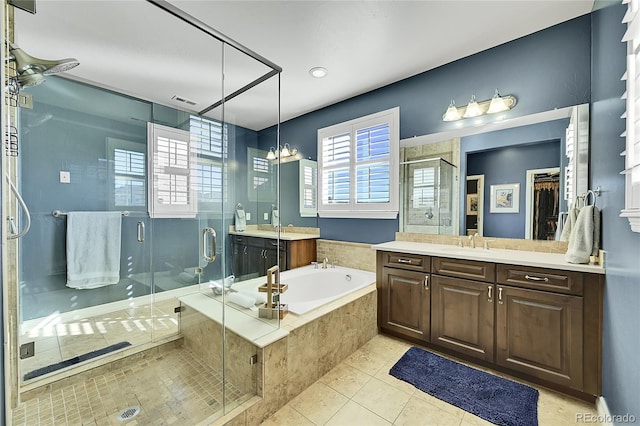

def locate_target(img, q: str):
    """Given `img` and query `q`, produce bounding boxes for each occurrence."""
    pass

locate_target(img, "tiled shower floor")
[12,346,247,425]
[20,298,181,382]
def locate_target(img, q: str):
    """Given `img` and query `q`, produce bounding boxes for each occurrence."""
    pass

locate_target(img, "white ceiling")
[13,0,594,131]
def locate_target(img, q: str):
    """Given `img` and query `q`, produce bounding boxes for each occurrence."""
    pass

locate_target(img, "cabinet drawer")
[432,257,495,283]
[265,238,287,251]
[382,252,430,272]
[496,264,583,296]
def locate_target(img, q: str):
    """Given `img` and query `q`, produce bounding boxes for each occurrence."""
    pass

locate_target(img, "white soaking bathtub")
[277,265,375,315]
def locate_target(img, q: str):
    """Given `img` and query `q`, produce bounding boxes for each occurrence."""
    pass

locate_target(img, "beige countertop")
[372,241,605,274]
[229,229,319,241]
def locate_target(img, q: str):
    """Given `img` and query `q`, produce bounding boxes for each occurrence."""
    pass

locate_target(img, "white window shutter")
[148,123,197,218]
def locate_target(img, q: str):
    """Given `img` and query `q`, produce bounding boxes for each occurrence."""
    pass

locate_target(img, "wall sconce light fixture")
[266,143,303,163]
[442,89,517,122]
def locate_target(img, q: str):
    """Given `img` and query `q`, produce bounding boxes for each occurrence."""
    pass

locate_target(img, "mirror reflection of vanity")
[400,104,589,240]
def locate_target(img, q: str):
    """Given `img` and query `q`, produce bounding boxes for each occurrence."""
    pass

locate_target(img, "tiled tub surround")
[179,279,378,425]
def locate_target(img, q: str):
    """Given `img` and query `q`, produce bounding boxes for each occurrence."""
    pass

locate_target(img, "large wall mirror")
[400,104,589,240]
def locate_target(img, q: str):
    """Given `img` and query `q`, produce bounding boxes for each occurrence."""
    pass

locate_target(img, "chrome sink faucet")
[468,233,479,249]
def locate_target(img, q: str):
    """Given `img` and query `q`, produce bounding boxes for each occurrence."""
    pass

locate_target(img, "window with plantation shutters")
[248,147,275,202]
[412,167,436,208]
[148,123,197,218]
[317,107,399,218]
[107,138,146,210]
[300,159,318,217]
[622,0,640,232]
[190,116,227,207]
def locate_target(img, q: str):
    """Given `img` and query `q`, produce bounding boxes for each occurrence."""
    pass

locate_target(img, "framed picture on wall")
[490,183,520,213]
[466,194,478,215]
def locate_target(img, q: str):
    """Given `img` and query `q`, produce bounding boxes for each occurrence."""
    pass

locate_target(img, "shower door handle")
[202,227,217,263]
[136,221,145,243]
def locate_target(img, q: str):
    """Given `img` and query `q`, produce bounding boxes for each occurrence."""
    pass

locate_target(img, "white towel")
[560,204,580,242]
[565,205,600,264]
[235,206,246,232]
[66,212,122,289]
[236,289,267,305]
[227,292,257,310]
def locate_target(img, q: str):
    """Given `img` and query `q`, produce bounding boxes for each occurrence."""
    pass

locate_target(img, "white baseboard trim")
[596,396,614,426]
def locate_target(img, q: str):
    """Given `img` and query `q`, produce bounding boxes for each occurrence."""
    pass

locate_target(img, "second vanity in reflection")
[373,241,604,400]
[230,227,318,279]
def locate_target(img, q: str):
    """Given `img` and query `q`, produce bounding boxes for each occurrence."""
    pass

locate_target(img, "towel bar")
[52,210,130,217]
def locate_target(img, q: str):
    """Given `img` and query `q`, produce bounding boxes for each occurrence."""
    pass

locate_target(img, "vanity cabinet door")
[431,275,494,362]
[380,267,431,342]
[496,286,583,390]
[232,240,248,278]
[264,243,287,274]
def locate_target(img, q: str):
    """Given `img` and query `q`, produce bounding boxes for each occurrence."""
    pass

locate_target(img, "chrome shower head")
[8,43,79,87]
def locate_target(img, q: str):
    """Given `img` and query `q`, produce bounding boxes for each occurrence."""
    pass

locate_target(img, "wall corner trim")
[596,396,614,426]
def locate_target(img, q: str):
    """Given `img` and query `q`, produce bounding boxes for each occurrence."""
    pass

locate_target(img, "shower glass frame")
[7,0,282,421]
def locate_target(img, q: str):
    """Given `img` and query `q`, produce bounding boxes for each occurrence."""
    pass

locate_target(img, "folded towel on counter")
[565,205,600,264]
[235,289,267,305]
[227,292,258,310]
[66,211,122,289]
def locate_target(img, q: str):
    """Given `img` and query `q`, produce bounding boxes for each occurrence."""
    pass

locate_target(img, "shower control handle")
[202,227,217,263]
[136,221,145,243]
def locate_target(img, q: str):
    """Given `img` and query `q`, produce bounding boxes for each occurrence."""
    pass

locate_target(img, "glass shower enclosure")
[400,158,456,234]
[4,0,281,421]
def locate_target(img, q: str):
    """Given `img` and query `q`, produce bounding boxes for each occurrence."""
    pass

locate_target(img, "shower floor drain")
[117,406,141,422]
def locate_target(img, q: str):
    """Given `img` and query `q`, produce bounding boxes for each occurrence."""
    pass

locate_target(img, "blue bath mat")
[24,341,131,381]
[389,347,539,426]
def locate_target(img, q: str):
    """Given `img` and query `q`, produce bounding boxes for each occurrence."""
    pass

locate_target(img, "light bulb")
[280,143,291,157]
[442,100,461,121]
[487,89,509,114]
[266,147,276,160]
[463,94,482,118]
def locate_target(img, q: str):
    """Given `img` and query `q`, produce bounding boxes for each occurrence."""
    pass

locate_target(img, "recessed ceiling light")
[309,67,328,78]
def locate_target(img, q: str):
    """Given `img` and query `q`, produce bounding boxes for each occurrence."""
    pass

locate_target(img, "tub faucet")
[322,257,329,269]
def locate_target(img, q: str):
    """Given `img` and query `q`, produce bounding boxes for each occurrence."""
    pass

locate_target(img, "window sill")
[318,210,398,219]
[620,209,640,233]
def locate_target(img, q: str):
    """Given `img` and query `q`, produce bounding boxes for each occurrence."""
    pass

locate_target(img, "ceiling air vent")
[171,95,198,106]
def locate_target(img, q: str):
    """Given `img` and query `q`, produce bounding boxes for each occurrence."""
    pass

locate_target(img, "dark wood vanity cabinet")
[231,235,316,279]
[431,258,496,362]
[495,284,583,389]
[431,275,495,362]
[377,252,431,342]
[376,251,604,399]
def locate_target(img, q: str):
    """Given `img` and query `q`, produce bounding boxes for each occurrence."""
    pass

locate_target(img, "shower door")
[16,78,157,384]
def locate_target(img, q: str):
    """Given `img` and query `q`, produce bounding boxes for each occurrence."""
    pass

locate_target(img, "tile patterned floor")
[12,346,246,426]
[20,298,181,382]
[262,334,601,426]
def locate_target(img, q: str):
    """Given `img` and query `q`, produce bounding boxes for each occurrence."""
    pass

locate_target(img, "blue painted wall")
[260,15,591,243]
[17,77,252,319]
[591,2,640,421]
[466,139,561,238]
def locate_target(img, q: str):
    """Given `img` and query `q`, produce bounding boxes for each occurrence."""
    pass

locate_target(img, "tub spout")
[322,257,328,269]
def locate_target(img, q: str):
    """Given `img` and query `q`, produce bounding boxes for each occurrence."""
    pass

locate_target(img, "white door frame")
[525,167,560,239]
[466,174,484,236]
